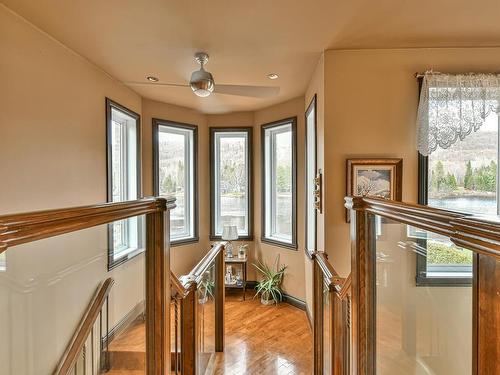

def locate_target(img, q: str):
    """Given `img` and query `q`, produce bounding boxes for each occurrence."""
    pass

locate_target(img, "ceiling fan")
[125,52,280,98]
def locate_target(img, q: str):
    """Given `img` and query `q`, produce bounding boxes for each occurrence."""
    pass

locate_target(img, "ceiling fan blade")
[214,84,280,98]
[124,81,189,88]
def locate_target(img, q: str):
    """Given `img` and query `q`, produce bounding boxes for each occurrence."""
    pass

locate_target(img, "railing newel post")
[215,242,225,352]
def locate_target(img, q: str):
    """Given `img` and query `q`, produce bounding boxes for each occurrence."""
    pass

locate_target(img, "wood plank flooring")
[106,292,312,374]
[213,293,312,375]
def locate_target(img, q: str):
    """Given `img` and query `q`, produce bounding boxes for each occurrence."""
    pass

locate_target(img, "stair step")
[108,350,145,371]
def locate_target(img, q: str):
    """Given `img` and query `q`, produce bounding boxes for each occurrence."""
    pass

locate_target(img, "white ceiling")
[4,0,500,113]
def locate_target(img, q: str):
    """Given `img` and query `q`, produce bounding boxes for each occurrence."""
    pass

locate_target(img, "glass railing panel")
[374,214,472,375]
[196,262,216,374]
[0,219,149,374]
[322,278,331,374]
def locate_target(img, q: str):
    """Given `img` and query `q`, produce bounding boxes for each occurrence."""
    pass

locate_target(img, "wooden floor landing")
[106,293,313,374]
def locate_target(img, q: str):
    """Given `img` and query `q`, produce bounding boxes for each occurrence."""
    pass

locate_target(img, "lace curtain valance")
[417,72,500,156]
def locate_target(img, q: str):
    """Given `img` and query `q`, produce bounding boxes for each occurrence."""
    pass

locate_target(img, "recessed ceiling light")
[146,76,159,82]
[267,73,279,80]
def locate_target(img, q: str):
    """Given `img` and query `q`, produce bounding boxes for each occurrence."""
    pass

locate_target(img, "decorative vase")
[199,295,208,304]
[238,244,248,259]
[260,292,275,305]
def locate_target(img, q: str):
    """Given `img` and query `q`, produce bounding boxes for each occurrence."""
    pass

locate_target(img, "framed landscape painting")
[346,158,403,222]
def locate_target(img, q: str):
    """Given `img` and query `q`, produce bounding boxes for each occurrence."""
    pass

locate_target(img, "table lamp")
[222,225,238,258]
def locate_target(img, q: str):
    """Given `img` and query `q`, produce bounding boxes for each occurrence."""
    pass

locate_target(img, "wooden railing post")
[145,202,170,375]
[313,260,323,375]
[347,197,375,375]
[181,287,197,375]
[215,244,225,352]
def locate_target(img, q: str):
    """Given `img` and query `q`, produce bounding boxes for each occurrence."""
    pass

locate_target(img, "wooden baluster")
[174,297,180,375]
[313,261,323,375]
[90,328,94,375]
[215,246,225,352]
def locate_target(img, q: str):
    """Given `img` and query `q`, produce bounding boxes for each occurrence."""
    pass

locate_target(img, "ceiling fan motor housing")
[190,52,214,97]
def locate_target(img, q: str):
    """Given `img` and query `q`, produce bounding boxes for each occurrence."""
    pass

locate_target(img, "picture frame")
[346,158,403,222]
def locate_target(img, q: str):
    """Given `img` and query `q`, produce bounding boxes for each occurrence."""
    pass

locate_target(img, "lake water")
[428,196,497,215]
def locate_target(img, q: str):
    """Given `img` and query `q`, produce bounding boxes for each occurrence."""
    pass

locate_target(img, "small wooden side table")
[224,256,247,301]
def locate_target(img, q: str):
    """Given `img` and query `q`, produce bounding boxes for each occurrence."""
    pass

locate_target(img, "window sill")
[171,237,199,247]
[416,275,472,287]
[108,247,145,271]
[209,234,254,241]
[261,237,298,250]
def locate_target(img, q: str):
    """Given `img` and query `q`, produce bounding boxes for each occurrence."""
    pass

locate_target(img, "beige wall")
[254,97,306,300]
[322,47,500,276]
[0,5,146,374]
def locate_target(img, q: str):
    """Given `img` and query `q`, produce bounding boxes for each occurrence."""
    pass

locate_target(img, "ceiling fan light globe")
[190,69,214,97]
[192,87,212,97]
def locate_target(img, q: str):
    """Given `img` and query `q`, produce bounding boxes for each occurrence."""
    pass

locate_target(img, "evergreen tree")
[464,160,473,189]
[435,161,446,191]
[445,172,458,190]
[162,174,177,193]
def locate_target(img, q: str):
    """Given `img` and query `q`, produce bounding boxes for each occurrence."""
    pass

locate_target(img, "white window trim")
[305,96,317,255]
[106,99,143,270]
[210,128,253,239]
[262,118,297,249]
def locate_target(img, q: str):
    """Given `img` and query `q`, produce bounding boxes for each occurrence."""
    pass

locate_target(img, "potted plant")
[199,277,215,304]
[253,256,287,305]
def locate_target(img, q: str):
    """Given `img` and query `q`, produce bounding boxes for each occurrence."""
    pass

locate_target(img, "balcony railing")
[0,197,175,375]
[170,242,226,375]
[343,196,500,375]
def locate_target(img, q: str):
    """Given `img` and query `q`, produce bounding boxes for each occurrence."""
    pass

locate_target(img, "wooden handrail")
[181,242,226,289]
[345,196,500,259]
[0,197,175,253]
[171,270,189,298]
[54,278,114,375]
[337,274,351,300]
[315,252,344,292]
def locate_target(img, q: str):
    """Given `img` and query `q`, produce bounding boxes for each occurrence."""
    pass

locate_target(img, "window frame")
[106,98,143,270]
[305,96,317,258]
[261,117,298,250]
[209,127,254,240]
[152,118,199,246]
[416,78,474,286]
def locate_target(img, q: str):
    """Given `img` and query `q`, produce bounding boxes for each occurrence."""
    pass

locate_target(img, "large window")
[418,82,500,285]
[153,119,198,245]
[106,98,143,270]
[210,128,253,239]
[262,118,297,248]
[0,252,5,272]
[305,96,317,255]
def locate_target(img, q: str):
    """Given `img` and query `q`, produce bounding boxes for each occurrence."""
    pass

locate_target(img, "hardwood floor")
[214,293,313,375]
[106,292,312,374]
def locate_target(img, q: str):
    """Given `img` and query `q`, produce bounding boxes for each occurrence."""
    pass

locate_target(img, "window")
[0,252,5,272]
[106,98,143,270]
[305,96,317,255]
[417,76,500,285]
[262,118,297,248]
[153,119,198,245]
[210,128,253,239]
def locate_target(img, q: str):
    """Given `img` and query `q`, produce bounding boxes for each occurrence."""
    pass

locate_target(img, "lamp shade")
[221,225,238,241]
